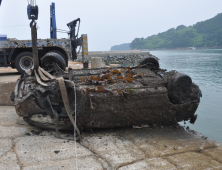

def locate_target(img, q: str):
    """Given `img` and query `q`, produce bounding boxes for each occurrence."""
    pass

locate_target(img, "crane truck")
[0,1,85,74]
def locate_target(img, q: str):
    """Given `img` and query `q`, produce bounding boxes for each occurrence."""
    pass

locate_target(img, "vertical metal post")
[81,34,89,68]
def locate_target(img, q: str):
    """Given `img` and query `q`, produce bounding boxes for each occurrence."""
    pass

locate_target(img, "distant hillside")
[110,43,130,51]
[130,13,222,49]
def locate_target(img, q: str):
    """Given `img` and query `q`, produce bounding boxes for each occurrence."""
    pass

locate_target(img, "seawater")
[150,49,222,143]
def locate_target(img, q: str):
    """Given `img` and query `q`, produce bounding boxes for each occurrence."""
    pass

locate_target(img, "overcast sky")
[1,0,222,51]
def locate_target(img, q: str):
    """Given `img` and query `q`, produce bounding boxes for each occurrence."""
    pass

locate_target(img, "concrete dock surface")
[0,106,222,170]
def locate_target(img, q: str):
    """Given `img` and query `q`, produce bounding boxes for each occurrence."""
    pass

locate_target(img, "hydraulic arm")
[67,18,82,60]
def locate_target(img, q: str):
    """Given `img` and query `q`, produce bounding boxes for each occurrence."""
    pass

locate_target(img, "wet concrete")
[0,106,222,170]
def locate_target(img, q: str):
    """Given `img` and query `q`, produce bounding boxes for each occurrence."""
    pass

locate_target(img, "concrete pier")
[0,106,222,169]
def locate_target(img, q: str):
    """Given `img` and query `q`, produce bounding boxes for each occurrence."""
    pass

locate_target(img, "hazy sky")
[1,0,222,51]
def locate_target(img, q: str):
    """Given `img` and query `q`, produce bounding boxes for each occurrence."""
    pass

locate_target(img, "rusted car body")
[13,55,202,131]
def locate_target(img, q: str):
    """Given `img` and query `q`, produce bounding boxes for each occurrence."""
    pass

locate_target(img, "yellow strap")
[39,67,55,80]
[34,70,48,86]
[31,24,39,70]
[35,67,80,140]
[38,69,50,81]
[58,77,80,140]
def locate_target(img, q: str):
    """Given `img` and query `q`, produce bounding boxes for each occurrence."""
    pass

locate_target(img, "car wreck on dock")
[12,54,202,133]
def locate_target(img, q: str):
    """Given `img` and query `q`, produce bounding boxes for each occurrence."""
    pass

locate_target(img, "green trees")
[130,38,147,49]
[176,25,187,30]
[130,13,222,49]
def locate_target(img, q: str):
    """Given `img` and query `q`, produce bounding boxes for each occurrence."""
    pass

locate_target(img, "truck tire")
[41,52,66,74]
[15,52,34,74]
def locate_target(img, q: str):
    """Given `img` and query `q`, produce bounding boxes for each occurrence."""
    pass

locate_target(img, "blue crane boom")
[50,3,57,39]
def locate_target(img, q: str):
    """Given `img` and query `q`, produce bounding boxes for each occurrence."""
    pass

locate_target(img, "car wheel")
[139,56,159,72]
[41,52,66,75]
[168,72,192,104]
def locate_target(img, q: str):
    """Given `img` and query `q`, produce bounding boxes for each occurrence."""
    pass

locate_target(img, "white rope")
[72,81,78,170]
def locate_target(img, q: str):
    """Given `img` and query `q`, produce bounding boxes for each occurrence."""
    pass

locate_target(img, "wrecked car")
[12,54,202,136]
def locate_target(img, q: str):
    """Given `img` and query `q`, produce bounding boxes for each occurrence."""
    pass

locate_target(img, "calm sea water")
[150,49,222,143]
